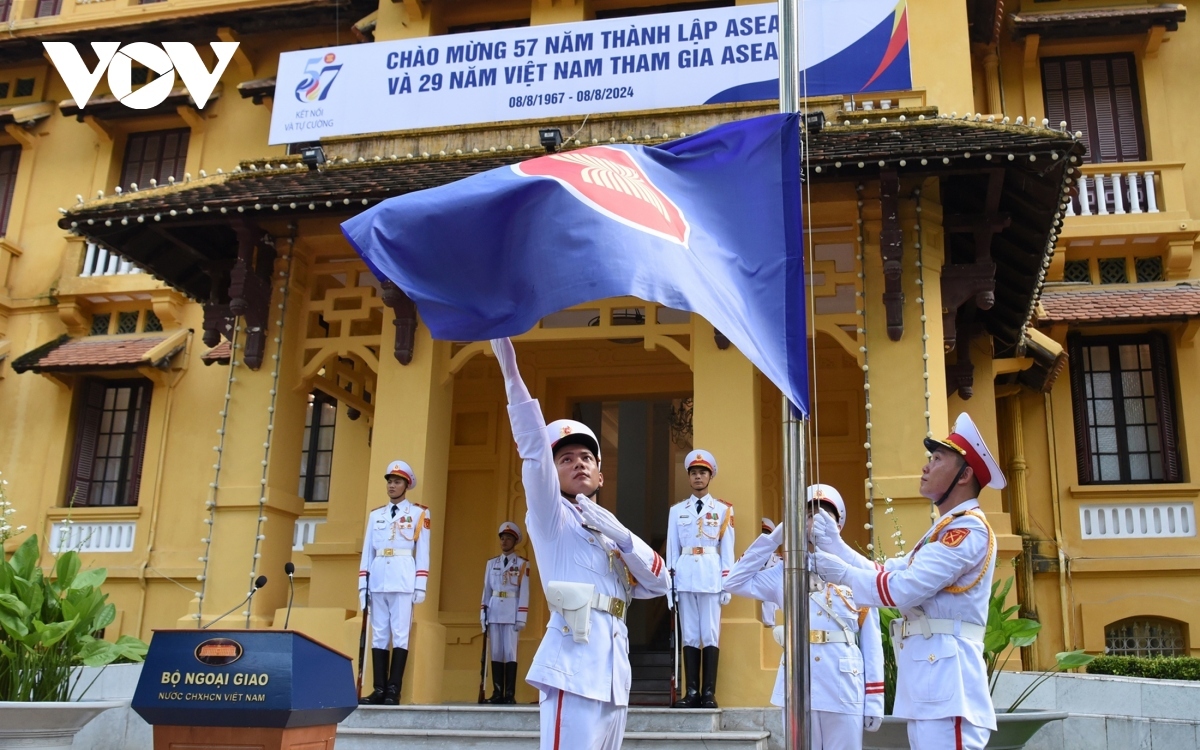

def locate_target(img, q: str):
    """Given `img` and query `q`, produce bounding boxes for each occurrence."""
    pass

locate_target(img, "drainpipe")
[1005,395,1038,670]
[1044,392,1074,652]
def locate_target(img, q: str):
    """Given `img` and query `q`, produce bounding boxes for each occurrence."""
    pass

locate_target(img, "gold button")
[814,656,821,662]
[928,655,936,663]
[562,627,570,634]
[588,537,595,544]
[853,669,859,675]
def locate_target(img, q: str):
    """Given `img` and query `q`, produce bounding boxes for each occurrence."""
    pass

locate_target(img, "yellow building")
[0,0,1196,710]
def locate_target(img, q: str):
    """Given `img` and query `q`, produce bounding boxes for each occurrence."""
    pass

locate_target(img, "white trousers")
[908,717,991,750]
[369,591,414,650]
[678,591,721,648]
[539,688,627,750]
[489,623,519,662]
[780,709,863,750]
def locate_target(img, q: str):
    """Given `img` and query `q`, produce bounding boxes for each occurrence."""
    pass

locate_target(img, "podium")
[132,630,359,750]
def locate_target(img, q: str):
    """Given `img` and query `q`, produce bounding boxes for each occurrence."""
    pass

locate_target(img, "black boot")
[359,648,389,704]
[673,646,701,708]
[384,648,407,705]
[503,662,518,704]
[488,661,505,704]
[700,646,720,709]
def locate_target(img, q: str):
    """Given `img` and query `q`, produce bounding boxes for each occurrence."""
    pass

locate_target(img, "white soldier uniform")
[506,397,670,748]
[758,519,781,628]
[814,414,1004,750]
[357,460,429,705]
[481,521,532,704]
[725,527,885,750]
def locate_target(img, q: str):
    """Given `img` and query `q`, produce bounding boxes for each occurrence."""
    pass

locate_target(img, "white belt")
[809,629,853,644]
[591,592,628,621]
[494,591,513,599]
[687,547,718,555]
[892,616,984,643]
[378,548,413,557]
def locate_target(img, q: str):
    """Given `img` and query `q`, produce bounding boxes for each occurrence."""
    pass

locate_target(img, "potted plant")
[865,577,1088,750]
[0,532,149,749]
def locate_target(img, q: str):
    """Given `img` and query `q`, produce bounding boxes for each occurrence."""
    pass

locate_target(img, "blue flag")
[342,113,808,414]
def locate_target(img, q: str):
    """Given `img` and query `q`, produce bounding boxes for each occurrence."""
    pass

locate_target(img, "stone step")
[344,706,730,733]
[338,727,770,750]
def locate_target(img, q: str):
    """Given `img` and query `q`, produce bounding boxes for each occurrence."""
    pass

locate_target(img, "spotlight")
[300,145,327,171]
[539,128,563,153]
[804,111,826,134]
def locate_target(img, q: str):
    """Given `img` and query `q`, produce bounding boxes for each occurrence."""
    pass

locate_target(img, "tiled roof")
[1037,285,1200,325]
[11,332,187,374]
[1011,3,1186,39]
[201,341,232,366]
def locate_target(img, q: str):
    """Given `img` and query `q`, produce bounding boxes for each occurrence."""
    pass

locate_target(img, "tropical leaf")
[1055,649,1097,670]
[33,619,78,648]
[112,635,148,662]
[8,536,40,578]
[69,567,107,591]
[54,552,81,592]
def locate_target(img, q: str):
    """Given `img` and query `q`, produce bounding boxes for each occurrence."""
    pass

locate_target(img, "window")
[1135,256,1164,282]
[1063,259,1091,283]
[66,380,152,507]
[1098,257,1127,284]
[120,129,189,191]
[1105,617,1187,657]
[1042,54,1145,164]
[1068,334,1181,484]
[0,2,11,22]
[298,391,337,502]
[14,78,34,98]
[0,145,21,237]
[35,0,60,17]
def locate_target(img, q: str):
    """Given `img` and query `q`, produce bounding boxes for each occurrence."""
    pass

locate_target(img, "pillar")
[364,323,454,704]
[983,47,1003,116]
[860,180,949,557]
[691,316,770,706]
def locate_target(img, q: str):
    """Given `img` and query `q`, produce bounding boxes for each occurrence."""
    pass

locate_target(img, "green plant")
[1087,655,1200,681]
[0,535,148,701]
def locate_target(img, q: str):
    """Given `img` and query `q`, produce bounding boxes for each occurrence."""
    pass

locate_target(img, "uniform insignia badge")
[940,528,971,548]
[424,516,431,529]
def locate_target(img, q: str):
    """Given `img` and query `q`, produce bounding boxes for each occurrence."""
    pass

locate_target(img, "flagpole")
[778,0,812,748]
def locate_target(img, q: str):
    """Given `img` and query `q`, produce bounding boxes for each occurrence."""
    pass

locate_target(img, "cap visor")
[924,437,959,454]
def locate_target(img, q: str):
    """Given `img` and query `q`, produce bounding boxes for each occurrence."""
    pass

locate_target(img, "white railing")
[80,242,141,277]
[1079,502,1195,540]
[1066,167,1159,217]
[49,521,137,553]
[292,517,325,551]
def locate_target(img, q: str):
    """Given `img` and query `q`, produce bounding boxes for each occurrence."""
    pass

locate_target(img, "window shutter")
[1042,60,1067,129]
[1089,58,1120,163]
[1066,336,1094,484]
[1110,56,1145,162]
[0,1,11,22]
[66,380,107,506]
[1149,332,1181,482]
[0,146,21,236]
[123,384,154,506]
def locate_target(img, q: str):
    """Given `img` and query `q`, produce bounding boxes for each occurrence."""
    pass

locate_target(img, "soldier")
[491,337,669,750]
[481,521,531,704]
[725,485,884,748]
[666,450,735,709]
[758,518,781,628]
[357,459,431,705]
[812,413,1004,750]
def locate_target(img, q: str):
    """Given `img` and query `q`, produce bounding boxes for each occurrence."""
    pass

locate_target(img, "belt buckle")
[809,630,827,644]
[381,549,394,557]
[609,599,626,619]
[692,547,704,555]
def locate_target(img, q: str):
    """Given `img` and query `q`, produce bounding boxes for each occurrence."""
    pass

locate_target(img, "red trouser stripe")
[553,690,565,750]
[955,716,963,750]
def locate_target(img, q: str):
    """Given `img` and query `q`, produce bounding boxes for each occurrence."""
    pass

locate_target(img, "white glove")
[864,716,883,732]
[359,589,367,611]
[812,510,874,570]
[768,522,785,548]
[772,625,785,647]
[812,550,851,584]
[515,621,526,632]
[577,496,633,550]
[481,612,488,632]
[413,589,426,605]
[490,338,531,405]
[719,591,732,606]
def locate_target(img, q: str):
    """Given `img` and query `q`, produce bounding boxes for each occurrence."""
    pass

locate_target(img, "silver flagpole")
[779,0,811,748]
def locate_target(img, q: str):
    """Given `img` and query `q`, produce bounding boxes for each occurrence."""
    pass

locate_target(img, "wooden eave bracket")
[399,0,428,19]
[1023,33,1040,69]
[879,171,904,341]
[217,28,255,79]
[150,289,187,330]
[940,262,997,351]
[1145,25,1167,57]
[83,115,114,144]
[1179,318,1200,348]
[175,104,207,134]
[56,297,92,336]
[381,280,418,365]
[201,224,275,370]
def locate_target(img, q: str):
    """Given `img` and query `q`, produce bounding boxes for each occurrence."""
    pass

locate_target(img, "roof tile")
[1037,285,1200,325]
[11,334,181,373]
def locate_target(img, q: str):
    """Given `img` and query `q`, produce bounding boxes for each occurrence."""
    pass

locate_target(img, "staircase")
[630,649,674,706]
[339,705,773,749]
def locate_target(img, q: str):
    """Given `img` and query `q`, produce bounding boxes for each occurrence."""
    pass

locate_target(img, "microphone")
[202,576,268,630]
[283,562,296,630]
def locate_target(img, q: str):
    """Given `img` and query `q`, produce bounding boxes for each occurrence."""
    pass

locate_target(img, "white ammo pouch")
[546,581,628,644]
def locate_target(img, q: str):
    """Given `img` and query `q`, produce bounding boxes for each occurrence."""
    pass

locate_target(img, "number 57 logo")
[295,53,342,103]
[43,42,239,110]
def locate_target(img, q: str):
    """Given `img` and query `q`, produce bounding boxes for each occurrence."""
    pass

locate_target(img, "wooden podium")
[132,630,359,750]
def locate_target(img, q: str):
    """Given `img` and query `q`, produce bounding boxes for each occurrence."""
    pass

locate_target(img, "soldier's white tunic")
[759,552,781,628]
[666,494,734,647]
[726,531,884,749]
[508,398,669,750]
[358,499,431,650]
[822,499,997,749]
[482,553,531,662]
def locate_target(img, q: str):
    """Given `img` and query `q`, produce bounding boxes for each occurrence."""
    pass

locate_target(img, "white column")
[1145,171,1160,213]
[104,250,119,275]
[1128,172,1142,214]
[1111,173,1125,214]
[1095,174,1108,215]
[1078,175,1092,216]
[81,242,97,277]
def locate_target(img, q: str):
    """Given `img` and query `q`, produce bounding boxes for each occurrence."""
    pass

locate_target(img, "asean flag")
[342,113,808,415]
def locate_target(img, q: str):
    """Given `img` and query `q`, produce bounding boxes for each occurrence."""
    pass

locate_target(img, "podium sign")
[132,630,358,729]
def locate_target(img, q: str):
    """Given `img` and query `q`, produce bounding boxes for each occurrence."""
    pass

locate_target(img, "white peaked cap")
[685,449,718,477]
[761,518,776,534]
[924,412,1007,490]
[384,459,417,489]
[498,521,522,543]
[545,419,601,462]
[807,483,846,531]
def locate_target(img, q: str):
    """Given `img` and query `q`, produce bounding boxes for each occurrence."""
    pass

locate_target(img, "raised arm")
[724,525,784,607]
[860,606,885,722]
[517,560,530,627]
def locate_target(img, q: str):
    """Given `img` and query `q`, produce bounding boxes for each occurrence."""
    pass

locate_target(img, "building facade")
[0,0,1194,707]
